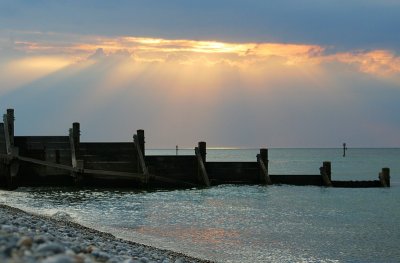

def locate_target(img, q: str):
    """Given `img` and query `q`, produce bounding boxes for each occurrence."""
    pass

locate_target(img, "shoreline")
[0,204,213,263]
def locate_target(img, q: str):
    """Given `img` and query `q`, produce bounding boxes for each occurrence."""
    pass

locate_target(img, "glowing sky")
[0,1,399,147]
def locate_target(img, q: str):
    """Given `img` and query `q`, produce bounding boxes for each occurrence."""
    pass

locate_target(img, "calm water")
[1,148,399,262]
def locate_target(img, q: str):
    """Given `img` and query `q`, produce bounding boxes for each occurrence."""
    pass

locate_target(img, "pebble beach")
[0,204,211,263]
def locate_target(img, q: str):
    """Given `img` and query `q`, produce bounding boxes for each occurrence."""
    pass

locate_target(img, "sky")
[0,0,399,148]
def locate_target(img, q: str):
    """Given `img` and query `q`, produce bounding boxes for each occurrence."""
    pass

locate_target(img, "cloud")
[327,50,400,77]
[87,48,106,60]
[2,31,400,80]
[1,31,400,147]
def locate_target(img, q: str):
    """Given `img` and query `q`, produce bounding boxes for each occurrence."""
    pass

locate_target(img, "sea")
[1,148,399,263]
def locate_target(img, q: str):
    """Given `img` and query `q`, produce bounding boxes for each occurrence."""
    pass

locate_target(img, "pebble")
[0,205,210,263]
[91,250,111,261]
[1,225,17,232]
[42,254,78,263]
[174,258,185,263]
[34,235,49,244]
[37,242,66,255]
[51,211,73,221]
[18,236,33,247]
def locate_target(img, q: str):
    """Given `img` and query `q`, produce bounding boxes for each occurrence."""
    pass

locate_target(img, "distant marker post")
[343,143,347,157]
[176,145,178,156]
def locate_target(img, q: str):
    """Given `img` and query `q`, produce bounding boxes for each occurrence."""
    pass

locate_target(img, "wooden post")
[195,143,210,187]
[1,109,19,189]
[6,109,14,146]
[198,141,206,163]
[343,143,347,157]
[320,161,332,187]
[69,128,77,168]
[3,114,12,155]
[260,149,268,171]
[72,122,80,158]
[3,109,17,156]
[323,161,331,181]
[258,148,272,185]
[74,160,84,186]
[379,168,390,187]
[70,124,85,186]
[137,129,145,157]
[133,133,149,183]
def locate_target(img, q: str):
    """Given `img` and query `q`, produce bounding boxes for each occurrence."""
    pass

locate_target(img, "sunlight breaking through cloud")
[1,31,400,147]
[3,31,399,81]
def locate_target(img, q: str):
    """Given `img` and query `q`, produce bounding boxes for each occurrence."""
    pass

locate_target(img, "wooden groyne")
[0,109,391,190]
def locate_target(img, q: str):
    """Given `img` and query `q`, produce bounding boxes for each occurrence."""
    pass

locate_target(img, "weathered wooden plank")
[206,162,260,183]
[9,154,146,181]
[80,153,136,162]
[14,136,70,143]
[79,142,138,170]
[146,156,196,166]
[16,142,71,150]
[83,162,135,172]
[152,175,197,187]
[210,171,260,183]
[146,155,196,161]
[332,180,381,188]
[146,156,197,170]
[207,162,259,169]
[15,155,76,172]
[145,155,198,184]
[80,142,135,152]
[43,149,71,164]
[207,162,260,183]
[83,168,146,180]
[270,174,323,186]
[14,137,72,167]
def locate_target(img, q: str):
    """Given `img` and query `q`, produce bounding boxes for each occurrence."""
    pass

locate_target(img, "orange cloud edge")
[5,32,400,78]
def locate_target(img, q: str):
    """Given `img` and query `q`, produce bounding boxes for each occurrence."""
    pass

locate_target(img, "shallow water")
[1,148,399,262]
